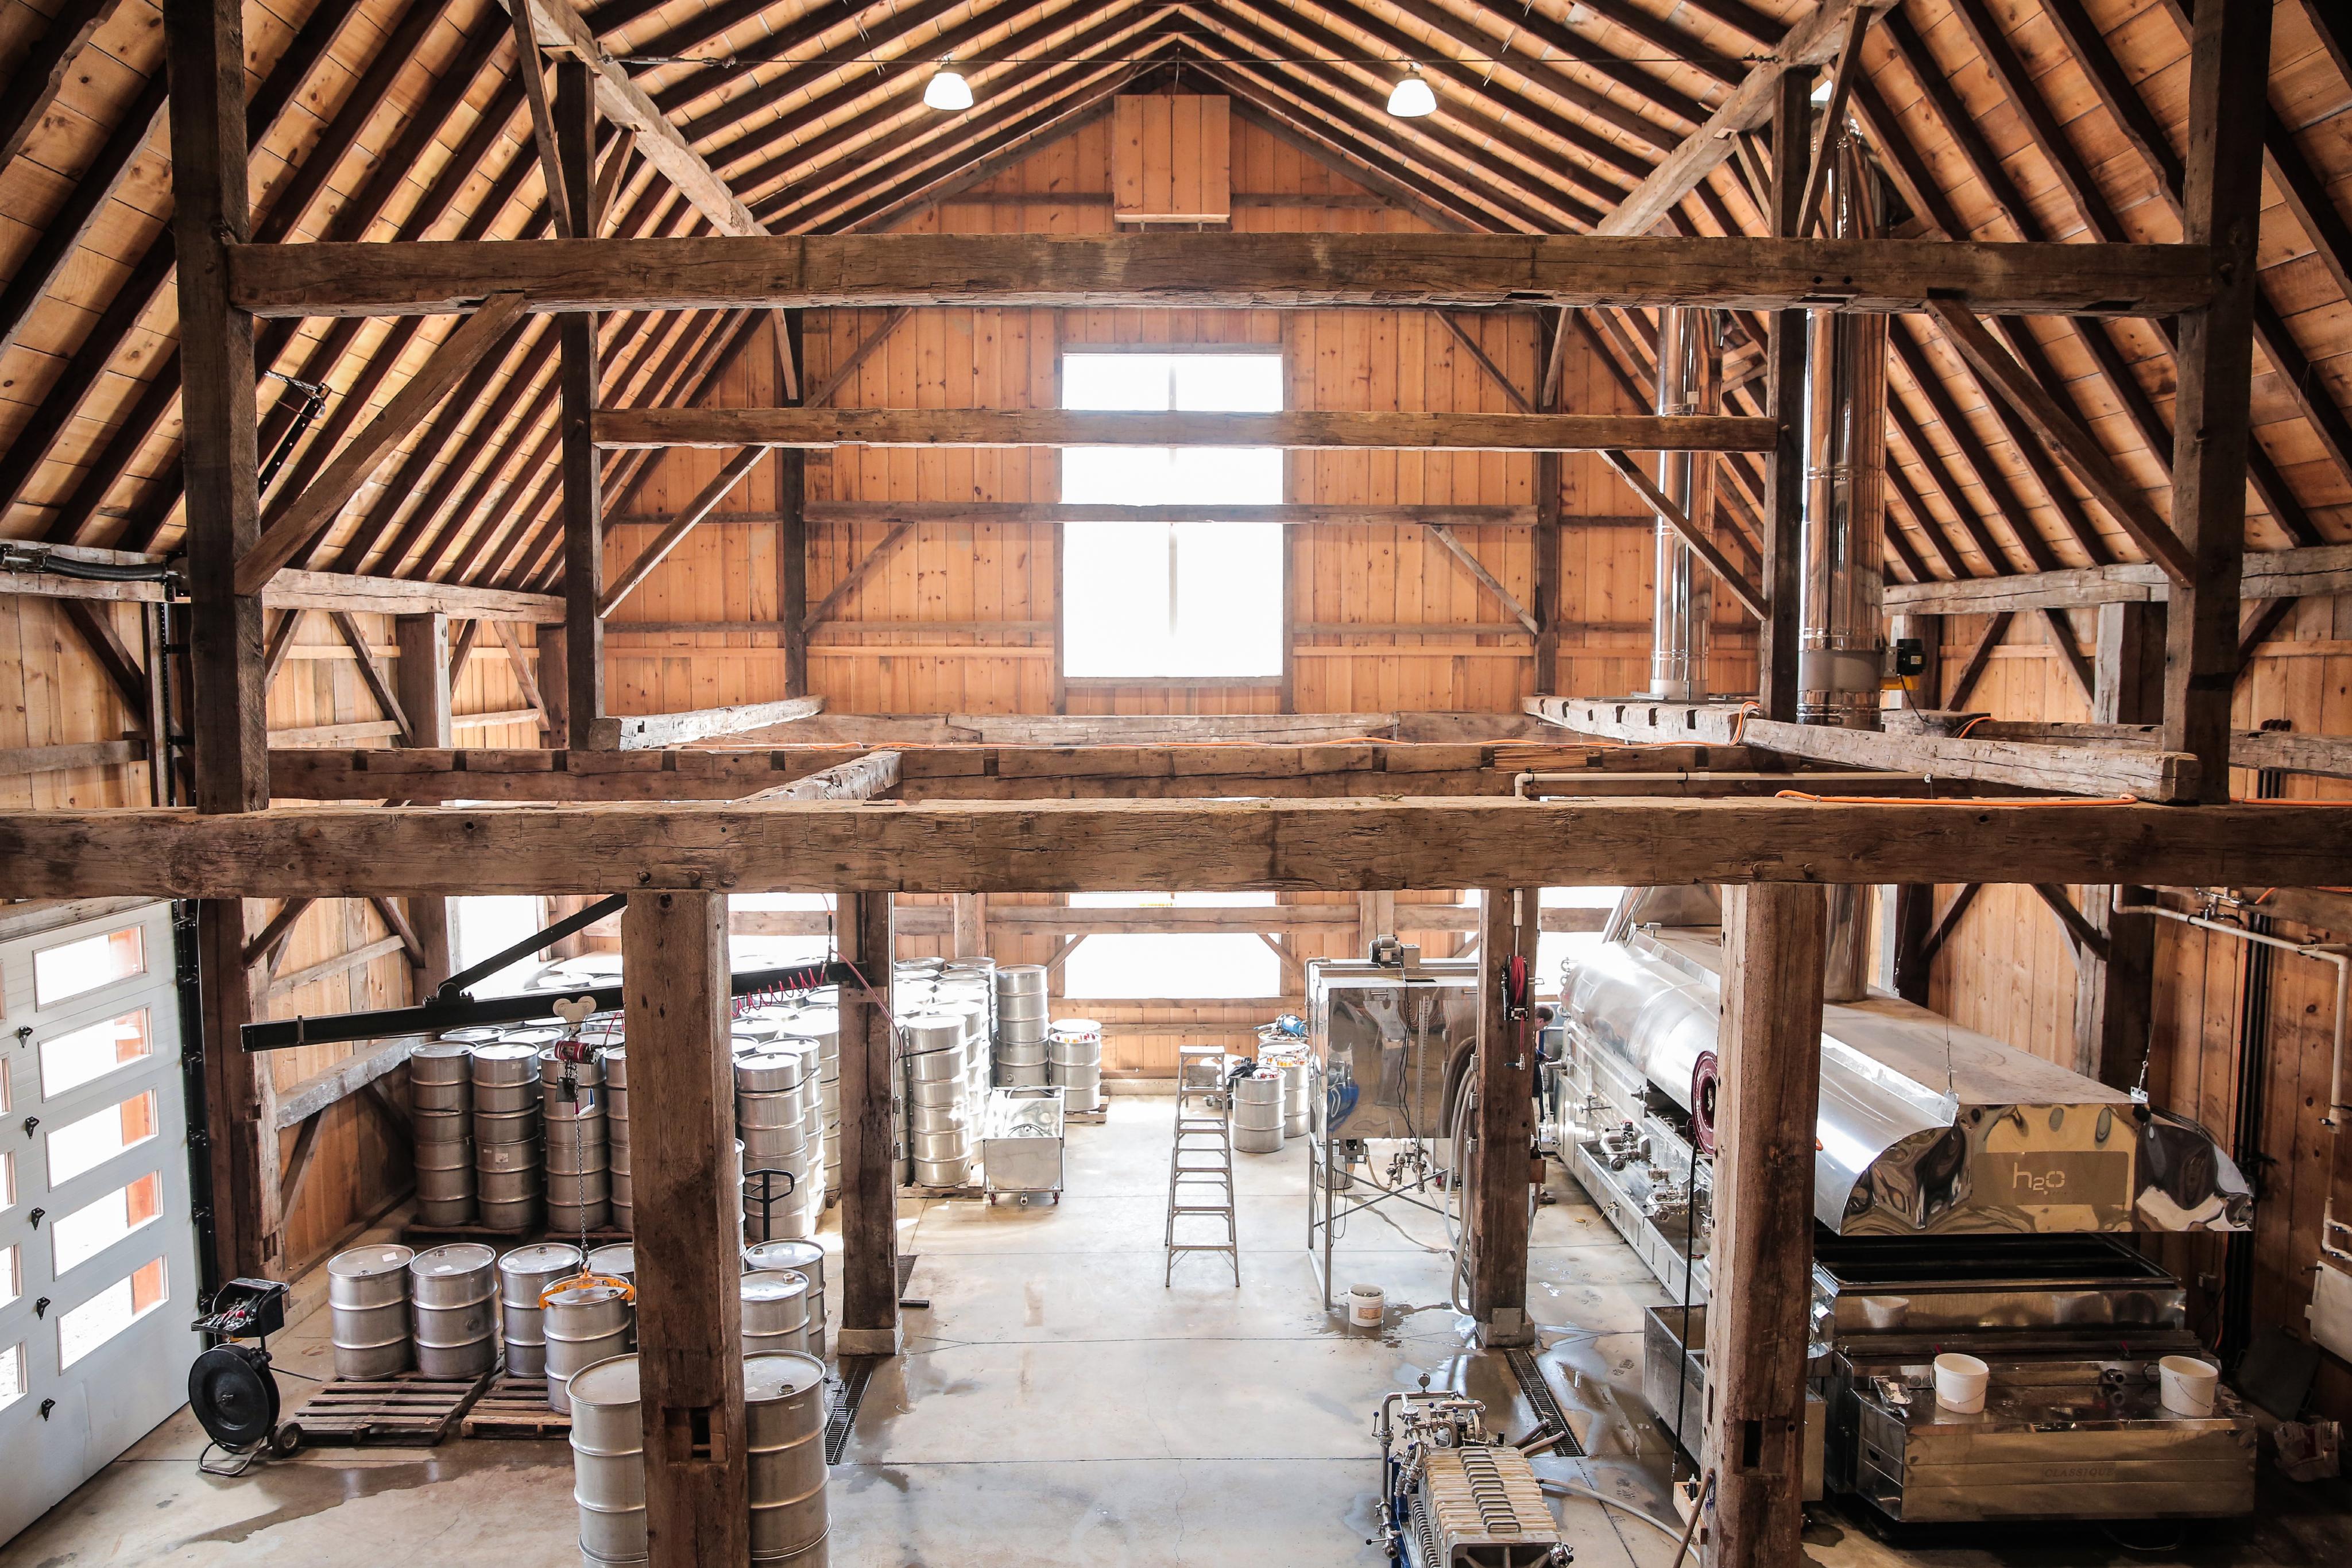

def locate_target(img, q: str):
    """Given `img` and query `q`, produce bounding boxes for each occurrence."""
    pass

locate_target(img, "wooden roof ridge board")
[5,0,2350,596]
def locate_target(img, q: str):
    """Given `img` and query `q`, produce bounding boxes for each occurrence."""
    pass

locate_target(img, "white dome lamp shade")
[924,61,974,112]
[1386,67,1436,119]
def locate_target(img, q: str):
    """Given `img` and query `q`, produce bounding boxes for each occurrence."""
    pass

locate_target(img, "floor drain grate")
[825,1356,879,1465]
[1506,1345,1583,1456]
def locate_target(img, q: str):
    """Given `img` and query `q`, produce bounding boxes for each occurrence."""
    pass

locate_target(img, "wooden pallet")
[287,1367,494,1447]
[400,1220,633,1250]
[461,1373,569,1440]
[1063,1105,1108,1125]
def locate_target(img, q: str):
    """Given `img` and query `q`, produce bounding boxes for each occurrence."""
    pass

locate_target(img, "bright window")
[58,1256,168,1369]
[0,1244,16,1308]
[1538,887,1624,1001]
[32,924,145,1009]
[45,1089,158,1188]
[0,1342,22,1412]
[1061,892,1283,1000]
[38,1008,153,1098]
[52,1170,162,1277]
[729,893,834,970]
[1061,351,1285,678]
[449,896,549,997]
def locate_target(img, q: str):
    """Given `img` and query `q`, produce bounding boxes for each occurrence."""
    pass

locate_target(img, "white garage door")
[0,902,200,1546]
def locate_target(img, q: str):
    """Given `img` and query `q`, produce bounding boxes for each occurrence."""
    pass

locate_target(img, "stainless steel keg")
[567,1353,647,1566]
[745,1351,829,1566]
[740,1269,811,1354]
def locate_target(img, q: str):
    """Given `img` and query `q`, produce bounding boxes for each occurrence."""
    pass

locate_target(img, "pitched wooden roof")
[0,0,2346,595]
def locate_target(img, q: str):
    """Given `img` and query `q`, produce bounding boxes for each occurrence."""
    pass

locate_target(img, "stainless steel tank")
[408,1242,498,1379]
[328,1244,413,1380]
[745,1350,830,1566]
[1649,305,1718,702]
[1233,1069,1285,1154]
[568,1353,648,1566]
[545,1284,633,1414]
[497,1241,583,1378]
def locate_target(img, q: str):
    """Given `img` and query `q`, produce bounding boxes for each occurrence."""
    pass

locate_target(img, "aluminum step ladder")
[1165,1045,1239,1287]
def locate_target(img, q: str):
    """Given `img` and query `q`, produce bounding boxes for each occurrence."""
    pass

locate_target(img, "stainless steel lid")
[412,1242,497,1277]
[743,1350,826,1401]
[567,1354,643,1407]
[330,1245,414,1279]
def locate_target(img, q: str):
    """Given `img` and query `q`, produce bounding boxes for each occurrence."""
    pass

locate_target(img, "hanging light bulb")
[923,61,973,111]
[1386,66,1436,118]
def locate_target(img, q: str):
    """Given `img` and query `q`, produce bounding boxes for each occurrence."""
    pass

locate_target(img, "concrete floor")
[4,1098,2347,1567]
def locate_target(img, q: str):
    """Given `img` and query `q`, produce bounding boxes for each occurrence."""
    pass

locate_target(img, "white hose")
[1537,1480,1685,1540]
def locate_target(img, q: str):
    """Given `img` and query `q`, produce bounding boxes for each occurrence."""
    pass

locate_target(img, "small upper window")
[1061,351,1285,679]
[33,924,145,1009]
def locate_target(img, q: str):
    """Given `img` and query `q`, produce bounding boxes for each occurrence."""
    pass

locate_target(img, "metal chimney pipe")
[1801,127,1890,1002]
[1649,309,1719,701]
[1798,130,1889,733]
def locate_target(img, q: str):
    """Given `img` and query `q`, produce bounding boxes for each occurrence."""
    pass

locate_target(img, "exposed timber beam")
[801,502,1552,528]
[1739,717,2198,802]
[223,234,2222,319]
[599,446,766,616]
[16,799,2352,898]
[1881,548,2352,614]
[739,750,902,803]
[0,0,123,169]
[234,293,530,595]
[1924,301,2193,584]
[1597,450,1769,620]
[1948,612,2014,710]
[1598,0,1894,236]
[586,696,828,750]
[593,408,1777,454]
[1423,526,1539,634]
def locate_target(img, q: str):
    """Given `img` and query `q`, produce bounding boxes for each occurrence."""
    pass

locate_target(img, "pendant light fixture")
[924,61,974,111]
[1386,65,1436,118]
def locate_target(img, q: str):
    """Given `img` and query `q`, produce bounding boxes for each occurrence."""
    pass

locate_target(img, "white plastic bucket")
[1932,1352,1989,1414]
[2158,1354,2219,1417]
[1347,1284,1384,1330]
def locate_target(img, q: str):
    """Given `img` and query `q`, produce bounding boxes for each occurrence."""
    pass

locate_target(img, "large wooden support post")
[1707,884,1828,1568]
[2077,601,2167,1084]
[556,60,605,746]
[1757,68,1814,721]
[537,623,570,748]
[838,892,901,1355]
[1470,887,1540,1347]
[778,311,810,697]
[394,612,455,989]
[2162,0,2268,798]
[950,894,987,959]
[167,0,278,1284]
[622,891,749,1568]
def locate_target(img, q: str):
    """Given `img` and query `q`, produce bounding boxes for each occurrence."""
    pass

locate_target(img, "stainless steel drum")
[498,1241,584,1377]
[413,1102,469,1144]
[1047,1019,1104,1114]
[414,1134,475,1226]
[744,1240,826,1359]
[409,1243,498,1379]
[1267,1049,1312,1139]
[994,964,1047,1011]
[328,1244,413,1380]
[409,1042,473,1110]
[473,1104,542,1145]
[541,1048,606,1120]
[741,1269,811,1354]
[745,1350,830,1565]
[1233,1069,1285,1154]
[547,1168,612,1236]
[476,1152,543,1232]
[545,1117,610,1174]
[567,1354,647,1566]
[470,1040,541,1113]
[605,1046,631,1230]
[995,1061,1049,1088]
[545,1284,634,1414]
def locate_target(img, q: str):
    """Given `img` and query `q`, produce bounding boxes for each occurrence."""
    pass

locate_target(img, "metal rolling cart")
[982,1085,1066,1205]
[1305,945,1480,1310]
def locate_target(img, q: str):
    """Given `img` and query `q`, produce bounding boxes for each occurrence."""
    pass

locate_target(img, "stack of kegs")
[604,1044,632,1232]
[1047,1017,1104,1114]
[328,1244,413,1379]
[741,1269,811,1355]
[993,965,1049,1087]
[746,1351,830,1566]
[409,1243,498,1378]
[1233,1064,1286,1155]
[496,1241,582,1377]
[545,1282,633,1414]
[408,1040,476,1225]
[568,1352,829,1568]
[470,1041,544,1232]
[736,1042,814,1242]
[942,963,996,1144]
[900,1011,973,1187]
[541,1047,611,1236]
[745,1238,827,1360]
